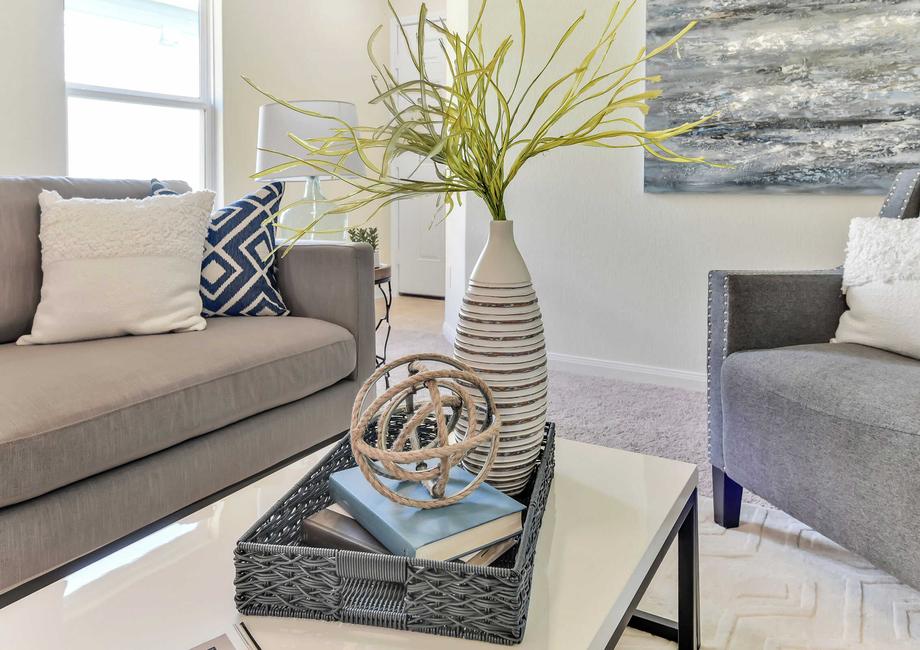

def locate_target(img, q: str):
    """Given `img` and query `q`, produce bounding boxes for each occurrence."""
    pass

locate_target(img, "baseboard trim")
[547,351,706,392]
[442,321,704,391]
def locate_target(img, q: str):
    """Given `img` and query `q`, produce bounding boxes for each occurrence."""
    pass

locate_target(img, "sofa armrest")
[707,269,846,468]
[276,242,375,383]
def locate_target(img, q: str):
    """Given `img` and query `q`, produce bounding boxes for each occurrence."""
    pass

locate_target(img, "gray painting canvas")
[645,0,920,194]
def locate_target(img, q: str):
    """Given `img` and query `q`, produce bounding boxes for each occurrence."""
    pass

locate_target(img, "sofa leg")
[712,466,742,529]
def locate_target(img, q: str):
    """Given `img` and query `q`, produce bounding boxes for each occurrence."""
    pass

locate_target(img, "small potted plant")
[347,226,380,267]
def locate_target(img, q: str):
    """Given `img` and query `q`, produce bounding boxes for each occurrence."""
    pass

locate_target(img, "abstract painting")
[645,0,920,194]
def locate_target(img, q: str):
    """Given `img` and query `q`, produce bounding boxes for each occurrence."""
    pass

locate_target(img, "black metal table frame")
[607,489,700,649]
[374,273,393,385]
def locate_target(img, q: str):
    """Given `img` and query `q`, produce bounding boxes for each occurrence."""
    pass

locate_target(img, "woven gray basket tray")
[234,418,556,645]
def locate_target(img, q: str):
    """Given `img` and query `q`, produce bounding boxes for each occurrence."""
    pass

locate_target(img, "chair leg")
[712,466,742,528]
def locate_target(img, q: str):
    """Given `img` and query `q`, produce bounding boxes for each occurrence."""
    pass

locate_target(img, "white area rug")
[629,498,920,649]
[385,321,920,648]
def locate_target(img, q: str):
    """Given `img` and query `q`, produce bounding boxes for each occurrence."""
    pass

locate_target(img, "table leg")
[374,280,393,387]
[612,490,700,649]
[678,491,700,649]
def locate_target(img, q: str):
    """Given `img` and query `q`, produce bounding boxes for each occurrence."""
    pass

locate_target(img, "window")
[64,0,215,189]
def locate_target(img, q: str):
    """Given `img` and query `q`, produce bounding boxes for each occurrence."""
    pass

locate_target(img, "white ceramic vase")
[454,220,547,495]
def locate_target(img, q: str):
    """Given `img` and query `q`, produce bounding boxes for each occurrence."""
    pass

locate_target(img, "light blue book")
[329,465,525,561]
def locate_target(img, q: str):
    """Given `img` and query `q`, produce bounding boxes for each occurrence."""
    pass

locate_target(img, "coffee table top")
[0,438,696,649]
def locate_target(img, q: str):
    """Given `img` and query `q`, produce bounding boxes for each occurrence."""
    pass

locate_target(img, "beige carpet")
[384,314,724,499]
[383,300,920,648]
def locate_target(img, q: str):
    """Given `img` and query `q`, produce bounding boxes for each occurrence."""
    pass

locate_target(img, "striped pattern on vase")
[453,221,547,495]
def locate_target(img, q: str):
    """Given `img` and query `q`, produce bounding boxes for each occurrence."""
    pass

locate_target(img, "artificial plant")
[347,226,380,250]
[247,0,713,237]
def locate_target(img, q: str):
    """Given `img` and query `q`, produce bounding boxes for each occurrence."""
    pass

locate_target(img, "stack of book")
[303,465,525,566]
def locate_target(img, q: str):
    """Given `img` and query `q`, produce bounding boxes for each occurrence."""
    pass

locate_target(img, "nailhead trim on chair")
[706,272,731,466]
[719,275,730,470]
[900,171,920,219]
[878,171,904,217]
[706,272,713,461]
[878,170,920,219]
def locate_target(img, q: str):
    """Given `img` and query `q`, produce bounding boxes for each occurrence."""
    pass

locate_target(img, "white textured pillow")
[17,190,215,345]
[834,216,920,358]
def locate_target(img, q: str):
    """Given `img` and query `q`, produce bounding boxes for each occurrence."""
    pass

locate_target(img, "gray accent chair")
[0,177,375,602]
[709,168,920,590]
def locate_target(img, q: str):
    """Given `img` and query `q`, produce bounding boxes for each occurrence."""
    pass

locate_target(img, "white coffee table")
[0,438,698,649]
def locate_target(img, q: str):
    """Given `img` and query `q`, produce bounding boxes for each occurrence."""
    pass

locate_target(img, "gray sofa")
[0,177,375,602]
[709,169,920,589]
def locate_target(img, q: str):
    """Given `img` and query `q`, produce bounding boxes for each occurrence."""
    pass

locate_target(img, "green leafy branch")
[347,226,380,250]
[247,0,716,241]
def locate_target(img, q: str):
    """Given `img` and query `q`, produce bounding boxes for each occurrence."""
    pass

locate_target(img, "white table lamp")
[255,100,365,242]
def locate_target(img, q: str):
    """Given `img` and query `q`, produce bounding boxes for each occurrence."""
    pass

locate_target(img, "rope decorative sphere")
[350,353,502,509]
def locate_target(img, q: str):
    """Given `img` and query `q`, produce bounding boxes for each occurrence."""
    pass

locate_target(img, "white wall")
[0,1,67,176]
[444,0,879,389]
[390,0,446,17]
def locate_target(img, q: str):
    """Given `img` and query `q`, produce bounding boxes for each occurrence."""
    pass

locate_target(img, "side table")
[374,265,393,382]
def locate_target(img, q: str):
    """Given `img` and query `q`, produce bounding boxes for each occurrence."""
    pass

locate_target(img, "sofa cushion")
[0,380,358,595]
[722,342,920,437]
[0,317,355,507]
[721,342,920,588]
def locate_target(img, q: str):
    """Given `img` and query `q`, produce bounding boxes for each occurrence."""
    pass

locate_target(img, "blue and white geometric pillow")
[149,179,289,317]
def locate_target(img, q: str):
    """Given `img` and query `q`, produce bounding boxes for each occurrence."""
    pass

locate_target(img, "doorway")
[389,13,447,298]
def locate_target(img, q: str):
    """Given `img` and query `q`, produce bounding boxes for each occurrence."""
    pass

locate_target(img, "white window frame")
[64,0,218,190]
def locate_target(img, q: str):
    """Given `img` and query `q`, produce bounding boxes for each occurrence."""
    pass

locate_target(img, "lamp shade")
[255,100,366,181]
